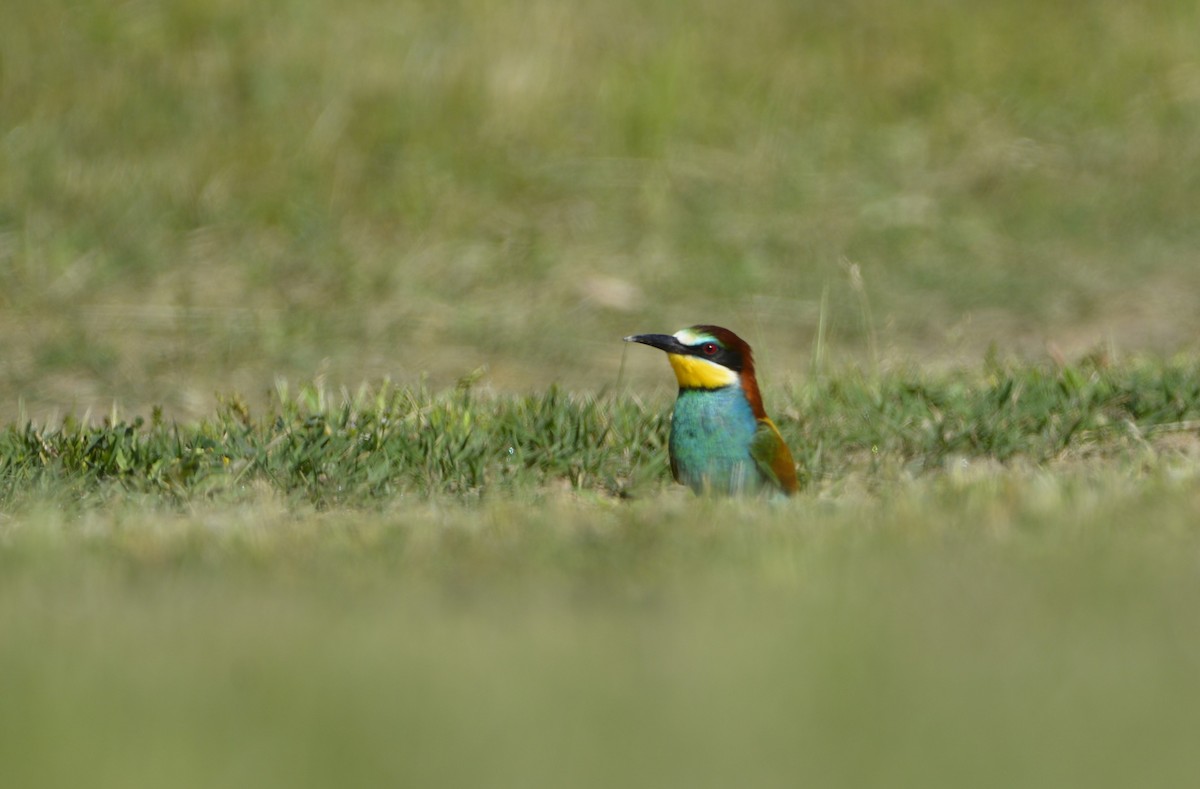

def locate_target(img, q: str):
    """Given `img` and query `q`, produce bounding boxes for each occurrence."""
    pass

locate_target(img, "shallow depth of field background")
[4,0,1200,417]
[4,1,1200,787]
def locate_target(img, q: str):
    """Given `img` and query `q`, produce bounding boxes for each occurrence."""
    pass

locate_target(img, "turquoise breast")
[669,386,763,495]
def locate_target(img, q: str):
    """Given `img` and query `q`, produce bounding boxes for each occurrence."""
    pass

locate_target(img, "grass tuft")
[3,356,1200,508]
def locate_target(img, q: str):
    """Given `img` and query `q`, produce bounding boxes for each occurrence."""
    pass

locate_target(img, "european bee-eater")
[625,325,798,496]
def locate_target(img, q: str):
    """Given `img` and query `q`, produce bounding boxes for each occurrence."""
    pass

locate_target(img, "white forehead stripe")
[673,328,710,345]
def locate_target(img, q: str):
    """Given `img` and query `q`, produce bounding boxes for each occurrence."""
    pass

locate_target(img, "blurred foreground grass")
[4,470,1200,789]
[2,360,1200,787]
[4,0,1200,418]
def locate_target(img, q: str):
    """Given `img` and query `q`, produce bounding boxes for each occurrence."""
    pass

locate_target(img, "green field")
[4,0,1200,786]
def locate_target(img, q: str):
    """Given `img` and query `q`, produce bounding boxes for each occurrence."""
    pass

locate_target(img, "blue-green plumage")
[669,386,765,495]
[625,324,799,496]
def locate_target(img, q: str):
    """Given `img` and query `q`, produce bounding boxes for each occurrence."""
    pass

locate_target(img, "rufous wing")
[749,418,799,495]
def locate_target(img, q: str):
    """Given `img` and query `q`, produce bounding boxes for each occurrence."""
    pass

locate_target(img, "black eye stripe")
[688,340,743,371]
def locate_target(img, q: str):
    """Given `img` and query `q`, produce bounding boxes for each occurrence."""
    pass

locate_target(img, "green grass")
[2,356,1199,506]
[5,0,1200,785]
[4,465,1200,788]
[4,0,1200,418]
[4,360,1200,787]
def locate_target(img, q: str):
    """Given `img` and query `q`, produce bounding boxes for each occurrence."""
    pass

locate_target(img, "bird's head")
[624,325,765,415]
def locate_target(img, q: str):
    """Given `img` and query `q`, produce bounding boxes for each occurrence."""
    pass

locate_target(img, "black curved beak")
[623,333,689,354]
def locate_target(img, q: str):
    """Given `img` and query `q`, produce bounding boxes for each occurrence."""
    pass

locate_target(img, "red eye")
[701,343,718,355]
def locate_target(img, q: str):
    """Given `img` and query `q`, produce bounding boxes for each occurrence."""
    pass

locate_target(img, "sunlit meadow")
[3,1,1200,786]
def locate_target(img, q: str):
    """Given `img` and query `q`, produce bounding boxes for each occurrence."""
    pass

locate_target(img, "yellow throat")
[667,354,740,389]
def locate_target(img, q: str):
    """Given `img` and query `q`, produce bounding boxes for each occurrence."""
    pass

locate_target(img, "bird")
[624,325,798,496]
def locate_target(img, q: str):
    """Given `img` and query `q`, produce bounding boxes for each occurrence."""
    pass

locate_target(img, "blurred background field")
[5,1,1200,787]
[3,0,1200,419]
